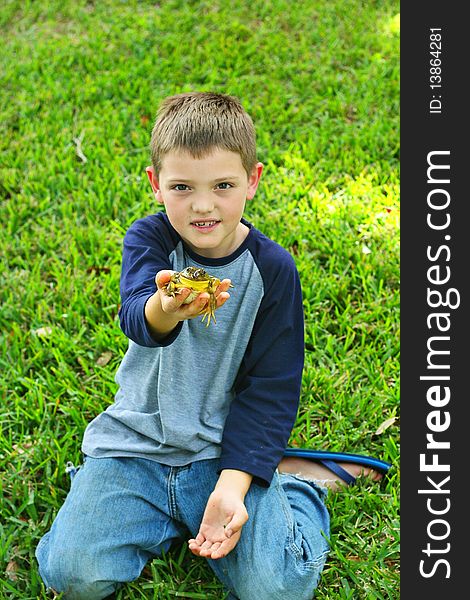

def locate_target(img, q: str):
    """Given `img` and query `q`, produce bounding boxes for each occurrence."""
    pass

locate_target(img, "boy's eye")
[216,182,233,190]
[172,184,190,191]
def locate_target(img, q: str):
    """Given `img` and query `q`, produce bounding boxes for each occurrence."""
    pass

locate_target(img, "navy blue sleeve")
[219,237,305,486]
[118,213,183,347]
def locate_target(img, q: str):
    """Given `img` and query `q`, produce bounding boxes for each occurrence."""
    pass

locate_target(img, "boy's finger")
[216,292,230,308]
[162,287,191,310]
[174,287,192,304]
[194,532,206,545]
[211,546,228,559]
[155,270,174,288]
[177,291,208,310]
[216,278,232,295]
[200,540,213,553]
[225,513,247,536]
[187,542,202,557]
[210,534,240,559]
[197,292,210,305]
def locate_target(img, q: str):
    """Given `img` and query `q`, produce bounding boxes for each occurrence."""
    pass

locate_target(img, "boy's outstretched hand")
[156,270,231,320]
[145,270,231,340]
[188,469,252,560]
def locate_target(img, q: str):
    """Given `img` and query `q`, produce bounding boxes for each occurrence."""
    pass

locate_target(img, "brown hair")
[150,92,257,176]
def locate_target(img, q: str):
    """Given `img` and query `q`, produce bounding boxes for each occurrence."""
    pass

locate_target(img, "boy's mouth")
[191,220,220,229]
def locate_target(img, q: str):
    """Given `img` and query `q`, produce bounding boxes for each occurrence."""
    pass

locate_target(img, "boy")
[36,92,383,599]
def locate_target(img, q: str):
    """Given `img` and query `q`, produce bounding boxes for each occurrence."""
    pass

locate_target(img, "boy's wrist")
[215,469,253,498]
[144,291,181,340]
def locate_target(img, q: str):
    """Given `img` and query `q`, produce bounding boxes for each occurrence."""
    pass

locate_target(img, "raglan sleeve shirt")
[118,214,305,488]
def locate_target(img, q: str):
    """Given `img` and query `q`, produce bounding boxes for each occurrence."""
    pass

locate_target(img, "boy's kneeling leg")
[36,528,152,600]
[36,529,120,600]
[35,457,185,599]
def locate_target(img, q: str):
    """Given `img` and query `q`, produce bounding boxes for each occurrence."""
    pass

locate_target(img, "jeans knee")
[36,535,117,600]
[49,580,115,600]
[236,555,327,600]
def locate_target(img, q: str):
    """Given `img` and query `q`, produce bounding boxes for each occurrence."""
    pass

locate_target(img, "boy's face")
[146,149,263,259]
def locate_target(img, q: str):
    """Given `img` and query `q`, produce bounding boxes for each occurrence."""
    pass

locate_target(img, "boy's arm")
[188,469,252,560]
[119,216,179,346]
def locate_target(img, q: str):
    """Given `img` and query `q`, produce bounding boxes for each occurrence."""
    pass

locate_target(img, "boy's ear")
[146,166,161,198]
[246,162,263,200]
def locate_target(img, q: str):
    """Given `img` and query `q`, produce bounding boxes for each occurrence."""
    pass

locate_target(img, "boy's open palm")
[188,489,249,560]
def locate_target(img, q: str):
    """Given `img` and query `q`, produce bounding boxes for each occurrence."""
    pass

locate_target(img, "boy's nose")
[191,195,215,213]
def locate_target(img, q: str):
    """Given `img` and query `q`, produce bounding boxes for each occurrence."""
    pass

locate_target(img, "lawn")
[1,1,400,598]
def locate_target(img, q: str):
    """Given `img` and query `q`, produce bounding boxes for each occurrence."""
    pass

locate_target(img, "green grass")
[1,0,399,597]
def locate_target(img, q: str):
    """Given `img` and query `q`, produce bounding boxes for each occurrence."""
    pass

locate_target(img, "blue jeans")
[36,457,330,600]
